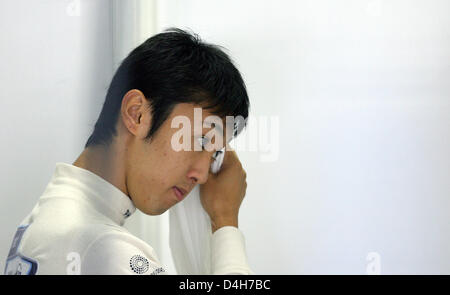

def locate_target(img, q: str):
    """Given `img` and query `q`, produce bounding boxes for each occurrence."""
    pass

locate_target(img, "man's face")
[125,102,227,215]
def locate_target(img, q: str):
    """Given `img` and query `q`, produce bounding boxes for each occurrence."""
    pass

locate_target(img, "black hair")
[85,27,249,148]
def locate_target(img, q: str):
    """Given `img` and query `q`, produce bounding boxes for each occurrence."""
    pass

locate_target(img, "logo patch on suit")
[129,255,149,274]
[5,255,38,275]
[4,225,38,275]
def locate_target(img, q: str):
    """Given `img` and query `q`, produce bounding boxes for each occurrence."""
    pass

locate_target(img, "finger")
[221,149,238,170]
[208,169,219,182]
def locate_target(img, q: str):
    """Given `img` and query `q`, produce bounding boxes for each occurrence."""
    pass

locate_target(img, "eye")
[197,136,209,150]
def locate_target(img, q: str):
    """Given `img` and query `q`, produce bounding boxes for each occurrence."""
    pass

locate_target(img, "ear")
[120,89,151,139]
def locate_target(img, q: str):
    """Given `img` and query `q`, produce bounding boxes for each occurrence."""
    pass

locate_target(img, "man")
[4,28,252,275]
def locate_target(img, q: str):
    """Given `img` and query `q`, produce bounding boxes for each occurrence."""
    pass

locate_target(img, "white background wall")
[156,0,450,274]
[1,0,449,274]
[0,0,114,272]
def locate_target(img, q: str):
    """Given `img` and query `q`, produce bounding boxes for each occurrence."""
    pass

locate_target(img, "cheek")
[158,156,191,187]
[136,145,192,191]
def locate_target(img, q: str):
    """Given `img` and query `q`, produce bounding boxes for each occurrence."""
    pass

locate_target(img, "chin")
[135,192,176,216]
[138,205,168,216]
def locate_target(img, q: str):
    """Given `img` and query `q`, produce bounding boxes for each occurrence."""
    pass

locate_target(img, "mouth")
[172,186,187,201]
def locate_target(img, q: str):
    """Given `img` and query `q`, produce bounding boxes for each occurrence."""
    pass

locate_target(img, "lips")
[173,186,187,201]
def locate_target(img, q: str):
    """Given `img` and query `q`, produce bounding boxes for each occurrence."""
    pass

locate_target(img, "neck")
[73,142,129,197]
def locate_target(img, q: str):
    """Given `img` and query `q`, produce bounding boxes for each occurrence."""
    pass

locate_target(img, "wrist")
[211,216,238,233]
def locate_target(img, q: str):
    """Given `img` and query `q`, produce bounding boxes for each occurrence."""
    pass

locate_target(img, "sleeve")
[80,231,168,275]
[210,226,254,275]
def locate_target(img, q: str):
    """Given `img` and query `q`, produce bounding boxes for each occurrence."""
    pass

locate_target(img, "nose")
[186,153,212,185]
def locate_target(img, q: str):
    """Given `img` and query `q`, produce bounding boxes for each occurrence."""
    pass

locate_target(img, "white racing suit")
[4,162,252,275]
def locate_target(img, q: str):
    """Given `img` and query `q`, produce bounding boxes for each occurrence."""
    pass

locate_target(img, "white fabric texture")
[169,150,253,275]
